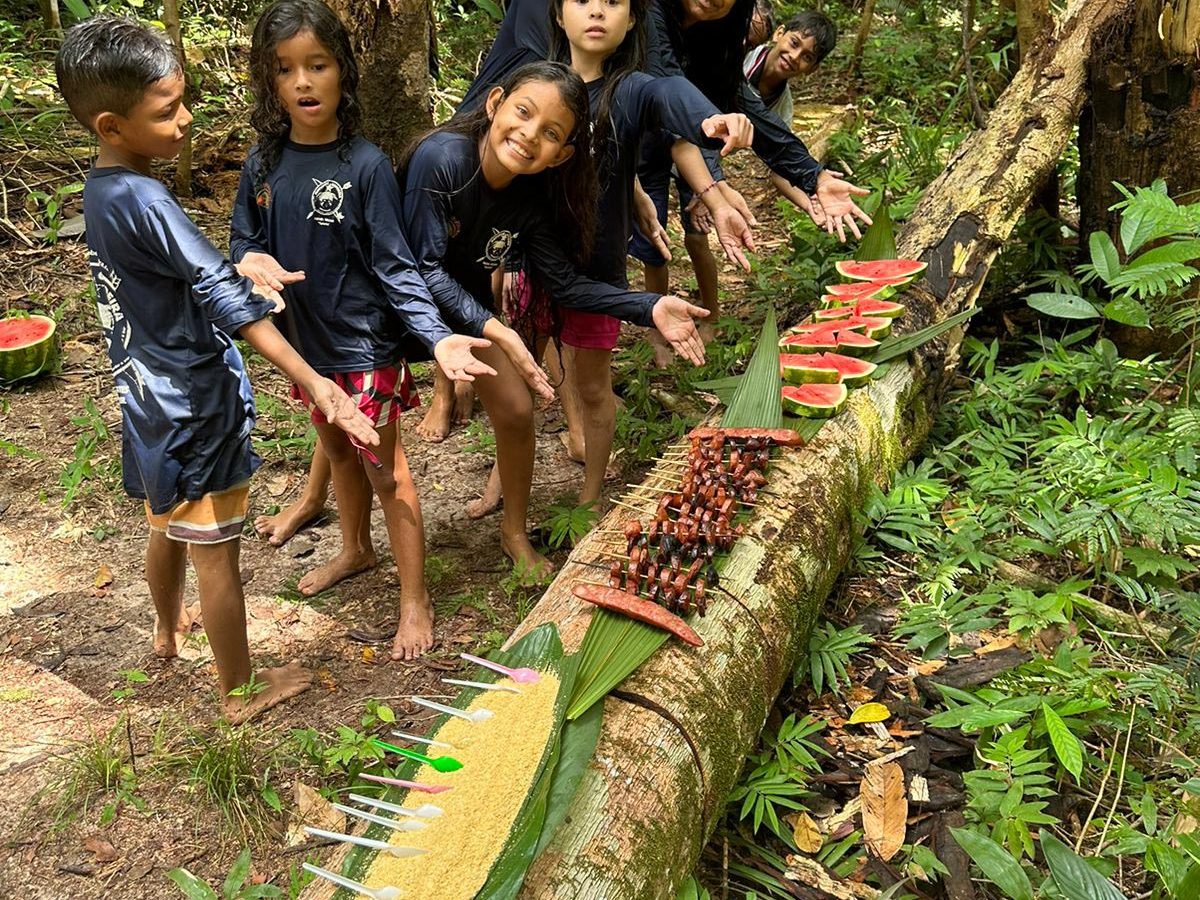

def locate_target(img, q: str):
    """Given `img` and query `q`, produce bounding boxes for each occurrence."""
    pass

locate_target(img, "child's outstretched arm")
[238,318,379,448]
[672,142,756,271]
[229,163,306,291]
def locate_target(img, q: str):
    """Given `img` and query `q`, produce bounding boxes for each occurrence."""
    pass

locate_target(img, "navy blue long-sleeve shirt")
[644,0,824,195]
[401,131,661,333]
[230,137,453,374]
[83,167,276,514]
[457,0,725,285]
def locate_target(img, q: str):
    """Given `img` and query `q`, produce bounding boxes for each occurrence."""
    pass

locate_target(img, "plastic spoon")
[360,772,453,794]
[391,730,454,750]
[461,652,540,684]
[301,862,401,900]
[303,826,426,857]
[442,677,521,694]
[372,738,463,772]
[349,793,443,819]
[333,802,427,833]
[411,696,493,723]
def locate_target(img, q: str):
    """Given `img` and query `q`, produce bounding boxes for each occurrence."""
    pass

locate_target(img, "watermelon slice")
[0,314,57,384]
[779,332,837,353]
[780,353,841,385]
[793,320,842,335]
[782,383,848,418]
[835,259,927,283]
[813,306,855,321]
[852,298,905,319]
[825,279,905,301]
[839,315,893,340]
[831,330,880,356]
[781,352,877,387]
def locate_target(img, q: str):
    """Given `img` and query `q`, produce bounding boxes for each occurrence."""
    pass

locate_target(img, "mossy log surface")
[514,1,1129,897]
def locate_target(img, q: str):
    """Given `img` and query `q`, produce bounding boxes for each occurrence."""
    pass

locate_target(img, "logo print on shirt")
[89,251,146,402]
[477,228,518,270]
[308,178,352,225]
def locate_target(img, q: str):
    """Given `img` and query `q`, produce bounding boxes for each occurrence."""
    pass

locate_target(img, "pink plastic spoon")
[460,652,541,684]
[360,772,453,794]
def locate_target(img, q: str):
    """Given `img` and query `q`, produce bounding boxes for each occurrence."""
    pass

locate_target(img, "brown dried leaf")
[859,762,907,862]
[285,782,343,846]
[790,812,823,853]
[93,564,113,589]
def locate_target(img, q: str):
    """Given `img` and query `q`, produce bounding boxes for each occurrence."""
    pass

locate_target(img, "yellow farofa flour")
[364,672,560,898]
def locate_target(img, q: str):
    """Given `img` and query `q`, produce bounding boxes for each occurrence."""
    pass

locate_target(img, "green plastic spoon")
[373,738,463,773]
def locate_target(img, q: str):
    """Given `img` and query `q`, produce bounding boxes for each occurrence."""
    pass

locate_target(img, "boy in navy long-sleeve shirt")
[56,15,377,724]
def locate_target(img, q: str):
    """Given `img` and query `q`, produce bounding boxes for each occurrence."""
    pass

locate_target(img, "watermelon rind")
[840,315,893,340]
[825,279,904,301]
[833,331,880,357]
[0,314,57,385]
[780,332,837,353]
[852,298,905,319]
[780,353,841,385]
[814,307,854,321]
[782,383,848,419]
[820,352,877,387]
[835,259,927,283]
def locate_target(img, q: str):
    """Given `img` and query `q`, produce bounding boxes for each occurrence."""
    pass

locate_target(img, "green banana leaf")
[854,202,897,262]
[333,624,576,899]
[869,307,980,364]
[721,306,783,429]
[534,701,603,855]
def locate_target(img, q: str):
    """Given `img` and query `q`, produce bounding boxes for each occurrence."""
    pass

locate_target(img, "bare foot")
[223,661,313,725]
[466,464,503,519]
[154,605,199,658]
[254,495,325,547]
[415,391,454,442]
[650,333,674,369]
[558,429,585,465]
[452,381,475,425]
[500,529,555,581]
[391,595,435,661]
[298,547,376,596]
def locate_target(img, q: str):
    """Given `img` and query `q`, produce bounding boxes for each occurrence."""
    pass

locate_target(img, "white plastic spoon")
[301,862,401,900]
[442,677,521,694]
[391,729,454,750]
[411,695,493,723]
[348,793,443,819]
[332,802,427,832]
[303,826,426,857]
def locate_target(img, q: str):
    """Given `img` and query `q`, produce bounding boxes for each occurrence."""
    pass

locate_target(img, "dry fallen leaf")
[860,762,907,862]
[285,782,344,846]
[790,812,823,853]
[361,646,377,663]
[93,564,114,589]
[848,702,891,725]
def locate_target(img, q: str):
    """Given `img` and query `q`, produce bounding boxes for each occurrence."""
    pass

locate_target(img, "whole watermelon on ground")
[0,315,57,384]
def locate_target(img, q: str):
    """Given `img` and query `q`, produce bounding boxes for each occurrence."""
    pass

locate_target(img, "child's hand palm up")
[434,335,497,382]
[309,379,380,447]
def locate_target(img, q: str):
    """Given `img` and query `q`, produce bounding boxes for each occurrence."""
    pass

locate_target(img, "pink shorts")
[512,270,620,351]
[561,309,620,351]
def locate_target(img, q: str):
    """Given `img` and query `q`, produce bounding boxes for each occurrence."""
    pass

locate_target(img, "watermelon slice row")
[781,352,878,387]
[780,329,879,357]
[0,314,57,384]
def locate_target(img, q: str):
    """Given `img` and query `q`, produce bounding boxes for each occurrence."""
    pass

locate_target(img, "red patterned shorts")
[512,270,620,351]
[291,363,419,463]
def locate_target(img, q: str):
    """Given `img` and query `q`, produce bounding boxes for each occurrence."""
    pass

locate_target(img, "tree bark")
[508,0,1131,896]
[38,0,60,32]
[160,0,192,198]
[329,0,434,162]
[1077,0,1200,242]
[848,0,877,78]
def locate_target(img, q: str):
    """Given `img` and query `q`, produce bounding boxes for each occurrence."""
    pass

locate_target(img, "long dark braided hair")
[248,0,361,183]
[546,0,650,175]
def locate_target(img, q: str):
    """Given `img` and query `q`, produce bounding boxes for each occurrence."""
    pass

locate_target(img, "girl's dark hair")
[546,0,649,174]
[248,0,361,182]
[403,61,597,270]
[680,0,755,110]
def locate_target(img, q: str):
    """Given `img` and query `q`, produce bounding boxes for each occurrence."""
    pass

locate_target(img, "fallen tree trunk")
[509,1,1131,897]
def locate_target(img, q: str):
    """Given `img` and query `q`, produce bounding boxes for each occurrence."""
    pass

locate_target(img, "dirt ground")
[0,115,812,895]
